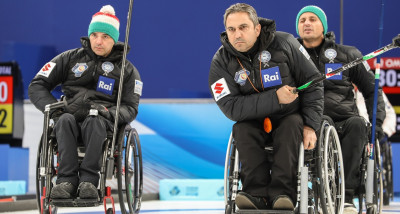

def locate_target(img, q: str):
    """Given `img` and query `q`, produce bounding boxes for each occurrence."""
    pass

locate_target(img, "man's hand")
[50,109,64,123]
[375,126,385,142]
[303,125,316,150]
[276,85,298,104]
[91,104,112,120]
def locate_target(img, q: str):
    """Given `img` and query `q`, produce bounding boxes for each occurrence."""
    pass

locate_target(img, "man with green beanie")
[29,5,143,199]
[296,5,386,214]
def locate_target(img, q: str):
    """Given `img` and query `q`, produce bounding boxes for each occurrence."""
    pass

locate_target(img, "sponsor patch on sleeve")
[211,78,231,102]
[37,62,56,78]
[134,80,143,96]
[299,45,311,60]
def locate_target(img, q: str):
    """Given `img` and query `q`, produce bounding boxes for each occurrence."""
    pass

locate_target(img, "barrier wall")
[0,144,28,195]
[17,101,400,195]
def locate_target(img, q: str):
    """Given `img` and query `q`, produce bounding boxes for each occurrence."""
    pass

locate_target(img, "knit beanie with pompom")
[88,5,120,43]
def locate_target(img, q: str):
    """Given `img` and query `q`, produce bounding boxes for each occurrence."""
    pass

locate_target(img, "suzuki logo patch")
[38,62,56,78]
[325,63,342,80]
[261,66,282,88]
[211,78,230,102]
[97,76,115,95]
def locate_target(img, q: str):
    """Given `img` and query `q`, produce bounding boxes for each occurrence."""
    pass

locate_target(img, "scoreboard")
[0,62,24,146]
[367,57,400,142]
[0,66,14,134]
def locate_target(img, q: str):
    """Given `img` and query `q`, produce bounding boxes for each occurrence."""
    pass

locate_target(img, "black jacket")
[28,37,142,124]
[298,32,385,126]
[209,18,324,131]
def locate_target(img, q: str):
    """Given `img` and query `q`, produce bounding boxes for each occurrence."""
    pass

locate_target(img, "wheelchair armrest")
[45,99,67,112]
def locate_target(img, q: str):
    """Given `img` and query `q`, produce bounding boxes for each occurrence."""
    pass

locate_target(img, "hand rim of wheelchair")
[117,127,143,214]
[318,121,345,214]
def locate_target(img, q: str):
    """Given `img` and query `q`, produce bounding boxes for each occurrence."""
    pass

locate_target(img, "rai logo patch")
[261,66,282,88]
[325,63,342,80]
[97,76,115,95]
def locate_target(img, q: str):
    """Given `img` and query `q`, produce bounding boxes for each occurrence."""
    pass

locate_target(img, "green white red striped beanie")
[88,5,120,43]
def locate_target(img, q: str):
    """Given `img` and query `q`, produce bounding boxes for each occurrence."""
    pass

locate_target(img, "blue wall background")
[0,0,399,98]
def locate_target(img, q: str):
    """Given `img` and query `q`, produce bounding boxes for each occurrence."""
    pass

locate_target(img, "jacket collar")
[80,37,130,61]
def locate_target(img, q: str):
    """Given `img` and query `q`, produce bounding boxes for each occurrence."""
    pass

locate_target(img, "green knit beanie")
[88,5,120,43]
[296,5,328,36]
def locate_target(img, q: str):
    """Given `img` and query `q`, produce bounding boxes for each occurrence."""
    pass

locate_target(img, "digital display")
[367,57,400,142]
[0,75,14,134]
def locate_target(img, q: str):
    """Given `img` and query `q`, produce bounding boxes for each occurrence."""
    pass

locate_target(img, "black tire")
[106,208,114,214]
[383,192,389,206]
[224,136,237,214]
[366,205,376,214]
[388,142,394,201]
[36,136,58,214]
[358,143,369,214]
[316,120,329,214]
[381,141,393,205]
[374,142,383,213]
[225,204,232,214]
[358,141,383,214]
[117,127,143,214]
[308,206,315,214]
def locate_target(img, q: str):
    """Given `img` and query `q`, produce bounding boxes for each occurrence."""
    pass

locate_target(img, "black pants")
[334,116,368,194]
[54,113,108,187]
[233,113,303,203]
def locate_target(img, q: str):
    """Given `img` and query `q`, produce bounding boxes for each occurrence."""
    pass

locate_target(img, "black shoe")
[78,182,99,199]
[272,195,294,210]
[50,182,76,199]
[235,192,268,210]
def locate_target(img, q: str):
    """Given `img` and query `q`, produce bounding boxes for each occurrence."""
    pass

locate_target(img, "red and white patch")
[37,62,56,78]
[211,78,230,102]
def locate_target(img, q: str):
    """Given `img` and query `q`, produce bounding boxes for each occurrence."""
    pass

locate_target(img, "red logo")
[214,83,224,94]
[326,73,335,77]
[42,63,51,71]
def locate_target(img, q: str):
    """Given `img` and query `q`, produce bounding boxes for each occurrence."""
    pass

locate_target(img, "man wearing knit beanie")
[29,5,143,201]
[88,5,120,57]
[296,5,386,214]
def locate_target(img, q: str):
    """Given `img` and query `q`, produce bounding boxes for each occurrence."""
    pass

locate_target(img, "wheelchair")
[356,134,384,214]
[224,116,345,214]
[35,100,143,214]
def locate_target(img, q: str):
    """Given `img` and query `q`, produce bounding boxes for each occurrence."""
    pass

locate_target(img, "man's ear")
[255,23,261,36]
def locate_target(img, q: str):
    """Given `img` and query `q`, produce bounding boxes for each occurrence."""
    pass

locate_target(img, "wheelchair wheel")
[224,133,237,214]
[381,141,393,205]
[374,141,383,213]
[317,120,344,214]
[358,141,383,214]
[36,136,58,214]
[117,127,143,214]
